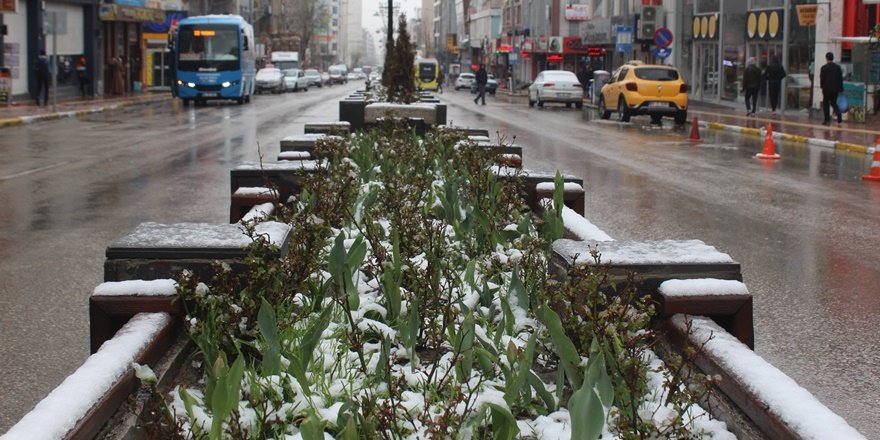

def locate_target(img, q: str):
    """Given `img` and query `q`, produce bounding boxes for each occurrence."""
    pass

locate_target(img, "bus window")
[178,24,240,71]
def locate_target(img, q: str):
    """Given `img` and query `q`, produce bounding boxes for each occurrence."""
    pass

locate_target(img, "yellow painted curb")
[741,128,762,137]
[836,142,868,154]
[707,122,726,130]
[0,118,23,127]
[780,134,808,144]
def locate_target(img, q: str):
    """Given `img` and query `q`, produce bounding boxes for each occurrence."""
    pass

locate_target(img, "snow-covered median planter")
[124,123,735,439]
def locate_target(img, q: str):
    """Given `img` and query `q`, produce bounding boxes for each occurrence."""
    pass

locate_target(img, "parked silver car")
[283,69,310,92]
[255,67,284,94]
[528,70,583,108]
[454,73,475,90]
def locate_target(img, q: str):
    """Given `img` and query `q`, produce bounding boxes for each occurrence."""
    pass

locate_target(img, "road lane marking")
[0,161,71,181]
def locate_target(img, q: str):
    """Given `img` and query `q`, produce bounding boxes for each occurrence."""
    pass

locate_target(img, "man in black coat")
[820,51,844,125]
[473,64,488,105]
[764,56,786,113]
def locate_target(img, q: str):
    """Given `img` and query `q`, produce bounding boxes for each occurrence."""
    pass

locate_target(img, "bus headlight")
[187,82,196,88]
[222,81,232,88]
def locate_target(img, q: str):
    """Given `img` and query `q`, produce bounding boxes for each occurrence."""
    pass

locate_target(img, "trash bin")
[592,70,610,103]
[0,67,11,103]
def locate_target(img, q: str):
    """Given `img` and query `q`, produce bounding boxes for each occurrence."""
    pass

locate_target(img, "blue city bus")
[173,15,255,105]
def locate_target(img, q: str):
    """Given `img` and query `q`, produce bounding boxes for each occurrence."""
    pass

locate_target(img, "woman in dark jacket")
[764,56,786,113]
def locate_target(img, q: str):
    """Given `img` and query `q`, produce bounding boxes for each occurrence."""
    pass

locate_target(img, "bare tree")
[282,0,329,67]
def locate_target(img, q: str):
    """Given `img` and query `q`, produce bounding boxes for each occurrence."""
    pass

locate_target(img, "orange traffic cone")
[689,117,701,142]
[755,123,781,160]
[862,136,880,181]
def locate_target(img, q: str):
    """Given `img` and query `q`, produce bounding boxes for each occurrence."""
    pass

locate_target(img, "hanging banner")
[1,0,16,13]
[795,5,818,26]
[564,4,590,21]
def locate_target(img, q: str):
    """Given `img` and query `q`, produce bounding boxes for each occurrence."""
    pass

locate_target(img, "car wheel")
[304,86,309,92]
[617,97,631,122]
[575,101,583,109]
[651,115,663,125]
[537,93,544,107]
[490,91,496,95]
[598,98,611,119]
[529,97,535,107]
[566,102,572,108]
[675,110,687,126]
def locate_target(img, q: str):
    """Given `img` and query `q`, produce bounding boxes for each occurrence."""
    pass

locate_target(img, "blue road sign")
[615,26,633,53]
[652,47,673,60]
[653,27,673,49]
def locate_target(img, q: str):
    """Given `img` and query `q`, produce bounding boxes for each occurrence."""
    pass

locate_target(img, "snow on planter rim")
[553,238,736,265]
[659,279,749,297]
[109,221,291,250]
[2,313,172,440]
[671,315,867,440]
[93,279,178,297]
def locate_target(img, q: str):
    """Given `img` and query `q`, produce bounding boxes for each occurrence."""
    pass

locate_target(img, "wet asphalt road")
[1,85,877,437]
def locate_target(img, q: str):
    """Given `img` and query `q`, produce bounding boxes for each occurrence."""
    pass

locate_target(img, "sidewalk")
[0,92,171,128]
[498,88,880,154]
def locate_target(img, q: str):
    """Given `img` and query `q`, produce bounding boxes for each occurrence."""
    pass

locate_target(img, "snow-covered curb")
[669,314,867,440]
[2,313,173,440]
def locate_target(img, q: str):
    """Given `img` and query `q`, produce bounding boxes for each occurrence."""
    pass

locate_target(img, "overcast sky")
[362,0,422,36]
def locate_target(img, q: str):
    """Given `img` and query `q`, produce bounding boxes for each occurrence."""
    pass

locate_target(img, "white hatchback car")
[528,70,584,108]
[455,73,475,90]
[283,69,310,92]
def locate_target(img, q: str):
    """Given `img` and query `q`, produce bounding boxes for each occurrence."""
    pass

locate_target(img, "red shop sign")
[563,36,590,54]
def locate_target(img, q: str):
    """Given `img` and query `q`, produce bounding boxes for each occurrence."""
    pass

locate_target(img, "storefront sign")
[563,36,590,54]
[549,36,563,53]
[496,44,513,54]
[795,5,818,26]
[446,34,457,51]
[746,9,783,40]
[692,14,718,40]
[547,54,563,62]
[100,4,166,22]
[581,18,612,45]
[564,4,589,21]
[1,0,16,13]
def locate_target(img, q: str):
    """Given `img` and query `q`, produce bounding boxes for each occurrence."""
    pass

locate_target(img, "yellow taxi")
[598,61,688,125]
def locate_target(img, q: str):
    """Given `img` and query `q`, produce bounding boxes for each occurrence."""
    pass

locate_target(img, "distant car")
[329,65,348,84]
[283,69,309,92]
[369,72,381,82]
[255,67,285,94]
[470,73,498,95]
[304,69,323,88]
[528,70,583,109]
[598,62,688,124]
[346,72,365,81]
[455,73,475,90]
[321,71,332,86]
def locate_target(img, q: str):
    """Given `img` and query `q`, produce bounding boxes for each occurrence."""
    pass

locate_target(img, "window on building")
[750,0,784,8]
[696,0,720,13]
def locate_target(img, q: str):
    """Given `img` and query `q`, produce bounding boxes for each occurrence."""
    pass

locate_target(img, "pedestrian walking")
[75,57,89,97]
[742,58,761,116]
[34,50,51,106]
[474,64,488,105]
[820,51,844,125]
[764,56,786,113]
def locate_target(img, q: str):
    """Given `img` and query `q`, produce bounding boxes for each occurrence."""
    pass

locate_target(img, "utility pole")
[387,0,394,53]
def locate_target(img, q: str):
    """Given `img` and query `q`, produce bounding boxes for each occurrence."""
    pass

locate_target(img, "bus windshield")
[177,24,239,71]
[418,63,436,81]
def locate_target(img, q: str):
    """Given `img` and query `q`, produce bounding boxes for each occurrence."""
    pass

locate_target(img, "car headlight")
[222,82,231,88]
[187,82,196,88]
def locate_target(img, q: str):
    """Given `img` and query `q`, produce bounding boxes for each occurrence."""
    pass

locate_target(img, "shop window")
[750,0,784,8]
[696,0,720,13]
[54,55,85,87]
